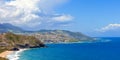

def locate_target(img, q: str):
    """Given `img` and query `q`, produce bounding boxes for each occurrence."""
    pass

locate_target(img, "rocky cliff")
[0,32,45,51]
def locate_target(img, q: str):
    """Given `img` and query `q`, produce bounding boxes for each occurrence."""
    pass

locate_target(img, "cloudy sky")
[0,0,120,37]
[0,0,73,29]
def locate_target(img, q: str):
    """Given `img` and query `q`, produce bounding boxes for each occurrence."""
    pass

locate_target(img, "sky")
[0,0,120,37]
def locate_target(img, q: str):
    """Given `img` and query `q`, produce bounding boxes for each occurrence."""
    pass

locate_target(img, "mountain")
[0,23,23,33]
[22,30,95,43]
[0,32,45,50]
[0,32,45,60]
[0,23,95,43]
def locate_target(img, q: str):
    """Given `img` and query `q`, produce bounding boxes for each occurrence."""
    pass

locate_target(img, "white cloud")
[0,0,73,29]
[52,14,73,22]
[0,0,41,26]
[97,24,120,32]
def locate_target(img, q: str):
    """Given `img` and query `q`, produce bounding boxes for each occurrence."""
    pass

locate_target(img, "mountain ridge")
[0,23,95,43]
[0,23,23,33]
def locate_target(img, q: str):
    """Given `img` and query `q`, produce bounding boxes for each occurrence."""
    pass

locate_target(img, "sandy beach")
[0,51,13,58]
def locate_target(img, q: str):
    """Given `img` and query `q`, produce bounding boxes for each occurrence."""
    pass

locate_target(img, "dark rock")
[11,48,19,51]
[16,44,26,48]
[16,44,31,48]
[25,44,30,47]
[39,44,46,47]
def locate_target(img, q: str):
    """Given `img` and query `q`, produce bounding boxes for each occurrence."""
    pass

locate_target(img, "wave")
[94,38,111,43]
[7,49,28,60]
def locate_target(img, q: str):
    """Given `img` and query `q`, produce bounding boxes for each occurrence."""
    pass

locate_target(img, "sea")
[7,37,120,60]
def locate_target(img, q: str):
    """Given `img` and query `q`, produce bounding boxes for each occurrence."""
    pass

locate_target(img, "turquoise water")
[18,38,120,60]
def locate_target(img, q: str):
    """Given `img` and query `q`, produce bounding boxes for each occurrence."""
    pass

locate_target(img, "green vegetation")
[0,49,8,53]
[0,32,45,60]
[0,57,8,60]
[0,49,8,60]
[0,32,45,50]
[0,23,95,43]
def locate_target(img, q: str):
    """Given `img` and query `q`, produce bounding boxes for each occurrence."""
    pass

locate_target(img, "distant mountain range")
[29,30,95,43]
[0,23,23,33]
[0,23,95,43]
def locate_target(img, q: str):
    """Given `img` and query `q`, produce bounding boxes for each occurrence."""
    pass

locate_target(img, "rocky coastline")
[0,32,45,60]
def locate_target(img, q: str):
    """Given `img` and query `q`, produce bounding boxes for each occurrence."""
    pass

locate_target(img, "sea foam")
[7,49,28,60]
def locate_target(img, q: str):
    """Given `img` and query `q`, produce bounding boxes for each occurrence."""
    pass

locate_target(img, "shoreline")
[0,51,13,59]
[6,49,28,60]
[0,49,28,60]
[0,39,110,60]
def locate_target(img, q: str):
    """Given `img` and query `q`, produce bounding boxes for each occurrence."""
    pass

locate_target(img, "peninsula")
[0,32,45,60]
[0,23,96,60]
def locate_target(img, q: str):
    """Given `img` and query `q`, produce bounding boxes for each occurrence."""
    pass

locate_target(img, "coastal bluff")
[0,32,45,50]
[0,32,45,60]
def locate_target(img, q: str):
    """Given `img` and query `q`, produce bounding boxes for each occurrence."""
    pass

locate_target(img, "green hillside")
[0,32,45,50]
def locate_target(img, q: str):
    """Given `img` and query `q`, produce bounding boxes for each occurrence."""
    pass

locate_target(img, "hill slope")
[0,23,95,43]
[0,32,45,50]
[0,23,23,33]
[23,30,95,43]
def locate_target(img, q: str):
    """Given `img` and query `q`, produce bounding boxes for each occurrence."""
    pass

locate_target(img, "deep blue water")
[19,37,120,60]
